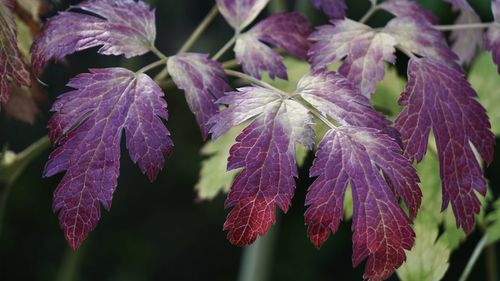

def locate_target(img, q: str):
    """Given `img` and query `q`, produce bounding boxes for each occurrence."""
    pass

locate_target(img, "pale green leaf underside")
[469,52,500,136]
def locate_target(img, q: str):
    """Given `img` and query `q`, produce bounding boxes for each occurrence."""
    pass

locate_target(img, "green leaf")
[397,221,451,281]
[469,52,500,136]
[262,56,310,92]
[195,125,242,200]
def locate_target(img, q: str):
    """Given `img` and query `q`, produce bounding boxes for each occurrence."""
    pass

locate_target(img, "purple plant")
[1,0,500,280]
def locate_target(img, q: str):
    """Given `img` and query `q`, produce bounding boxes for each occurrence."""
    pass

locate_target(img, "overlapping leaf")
[444,0,483,65]
[44,68,173,250]
[299,71,419,281]
[308,19,397,97]
[310,0,347,19]
[383,17,461,70]
[395,58,494,233]
[485,0,500,72]
[379,0,438,24]
[216,0,269,31]
[0,0,31,103]
[31,0,156,74]
[167,53,231,138]
[306,127,416,281]
[235,12,310,79]
[209,87,315,246]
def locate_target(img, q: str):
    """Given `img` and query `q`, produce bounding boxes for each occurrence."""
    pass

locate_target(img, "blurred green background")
[0,0,499,280]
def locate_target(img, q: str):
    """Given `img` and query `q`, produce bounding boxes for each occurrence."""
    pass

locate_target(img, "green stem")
[213,34,238,61]
[458,234,488,281]
[178,5,219,54]
[137,58,168,74]
[56,246,84,281]
[237,219,278,281]
[224,69,286,95]
[150,45,168,60]
[360,4,379,24]
[0,136,50,237]
[0,182,13,237]
[485,244,498,281]
[434,22,497,31]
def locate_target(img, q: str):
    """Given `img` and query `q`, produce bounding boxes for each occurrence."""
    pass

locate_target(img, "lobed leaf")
[379,0,438,24]
[0,0,31,104]
[395,58,494,233]
[443,0,483,65]
[209,87,315,245]
[31,0,156,74]
[310,0,347,19]
[44,68,173,249]
[235,12,310,80]
[308,20,397,97]
[384,17,461,70]
[216,0,269,31]
[305,127,417,281]
[168,53,231,139]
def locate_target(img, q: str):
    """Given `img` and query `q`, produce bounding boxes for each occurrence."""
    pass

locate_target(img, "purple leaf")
[384,17,461,69]
[297,70,392,131]
[379,0,439,24]
[308,19,397,97]
[209,87,315,245]
[44,68,173,249]
[442,0,483,65]
[31,0,156,74]
[443,0,474,11]
[167,53,231,139]
[235,12,310,79]
[310,0,347,19]
[450,10,482,65]
[305,127,417,280]
[395,58,494,233]
[0,0,31,103]
[216,0,269,31]
[485,0,500,72]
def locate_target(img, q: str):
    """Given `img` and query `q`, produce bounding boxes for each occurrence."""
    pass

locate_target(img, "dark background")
[0,0,498,280]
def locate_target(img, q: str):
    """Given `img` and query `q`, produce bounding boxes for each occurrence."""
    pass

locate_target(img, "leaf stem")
[485,244,498,281]
[360,3,379,24]
[458,234,488,281]
[178,5,219,54]
[137,58,168,74]
[224,69,288,96]
[433,22,498,31]
[150,45,168,60]
[213,33,239,61]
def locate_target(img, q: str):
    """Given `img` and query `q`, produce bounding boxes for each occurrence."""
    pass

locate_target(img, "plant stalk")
[213,34,238,61]
[458,234,488,281]
[178,5,219,54]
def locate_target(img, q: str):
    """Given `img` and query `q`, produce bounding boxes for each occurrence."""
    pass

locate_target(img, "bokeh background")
[0,0,499,280]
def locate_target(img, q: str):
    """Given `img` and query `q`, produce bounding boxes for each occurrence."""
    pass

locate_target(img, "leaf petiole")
[213,32,239,60]
[178,5,219,54]
[434,22,499,31]
[137,58,169,74]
